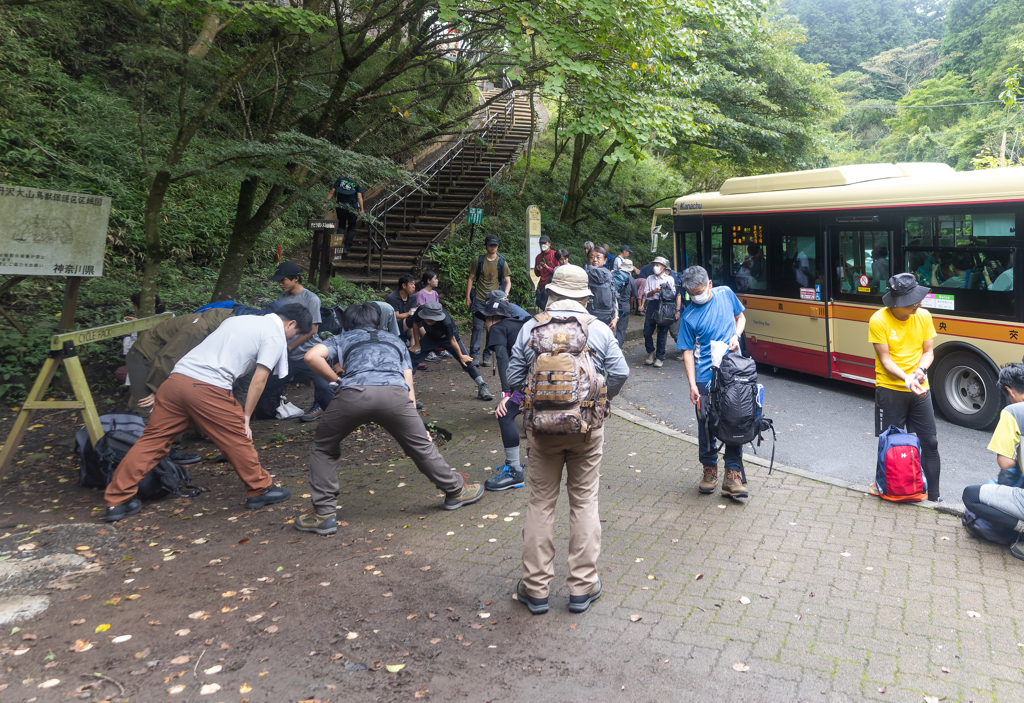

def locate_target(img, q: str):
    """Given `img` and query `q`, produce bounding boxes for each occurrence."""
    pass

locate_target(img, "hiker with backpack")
[612,260,638,347]
[102,304,312,521]
[678,265,749,499]
[869,273,941,502]
[612,245,632,272]
[466,234,512,368]
[962,363,1024,557]
[476,291,531,491]
[294,303,485,535]
[585,246,619,328]
[642,256,680,368]
[506,265,630,615]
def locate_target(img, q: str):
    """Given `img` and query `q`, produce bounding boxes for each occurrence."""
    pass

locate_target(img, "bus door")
[827,226,892,385]
[673,215,704,273]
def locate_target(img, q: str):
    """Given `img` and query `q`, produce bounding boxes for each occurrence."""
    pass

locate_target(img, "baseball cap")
[484,234,500,246]
[620,245,632,253]
[270,261,303,281]
[539,235,551,244]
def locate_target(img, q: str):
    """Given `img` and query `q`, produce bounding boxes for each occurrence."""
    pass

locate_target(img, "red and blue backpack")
[870,425,927,502]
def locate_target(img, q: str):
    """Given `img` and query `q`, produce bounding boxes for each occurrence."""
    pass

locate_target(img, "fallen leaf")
[420,566,431,572]
[840,552,851,557]
[246,613,265,623]
[629,614,642,622]
[331,653,344,661]
[386,663,406,673]
[320,582,330,587]
[221,591,237,597]
[174,628,190,636]
[191,538,207,544]
[503,517,514,522]
[732,662,750,672]
[941,536,950,541]
[478,612,490,618]
[264,625,278,633]
[220,606,237,613]
[75,545,90,551]
[95,623,111,633]
[126,594,141,600]
[38,678,60,688]
[204,665,222,675]
[17,542,37,551]
[739,596,751,605]
[188,610,209,620]
[346,632,359,640]
[200,683,221,695]
[941,666,950,673]
[239,683,252,694]
[429,638,441,644]
[170,655,190,665]
[878,686,886,694]
[415,686,429,699]
[168,684,186,694]
[70,640,93,653]
[70,619,86,625]
[407,614,418,620]
[694,574,704,581]
[924,698,941,703]
[112,635,132,643]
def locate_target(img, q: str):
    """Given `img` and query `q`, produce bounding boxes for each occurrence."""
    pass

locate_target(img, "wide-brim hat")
[418,301,447,321]
[474,291,513,320]
[545,264,591,299]
[619,259,635,273]
[652,256,670,268]
[883,272,930,308]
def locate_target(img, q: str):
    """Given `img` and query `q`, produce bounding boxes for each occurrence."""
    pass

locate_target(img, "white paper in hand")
[710,340,729,368]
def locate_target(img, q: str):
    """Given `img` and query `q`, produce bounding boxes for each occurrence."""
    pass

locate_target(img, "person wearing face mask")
[534,235,557,310]
[643,256,680,368]
[677,266,748,498]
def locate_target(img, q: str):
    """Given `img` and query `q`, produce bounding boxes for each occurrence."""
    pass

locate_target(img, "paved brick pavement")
[366,359,1024,702]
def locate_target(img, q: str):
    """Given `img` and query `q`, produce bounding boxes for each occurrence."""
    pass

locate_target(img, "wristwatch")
[918,366,929,375]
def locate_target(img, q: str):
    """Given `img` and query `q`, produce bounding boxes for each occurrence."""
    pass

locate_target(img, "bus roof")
[672,163,1024,216]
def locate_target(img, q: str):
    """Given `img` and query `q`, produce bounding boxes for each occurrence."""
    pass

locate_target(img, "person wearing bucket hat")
[476,291,532,491]
[466,234,512,367]
[869,272,942,501]
[409,301,494,401]
[506,264,629,614]
[642,256,680,367]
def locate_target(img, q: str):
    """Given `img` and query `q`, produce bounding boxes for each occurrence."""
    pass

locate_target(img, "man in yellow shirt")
[868,273,941,501]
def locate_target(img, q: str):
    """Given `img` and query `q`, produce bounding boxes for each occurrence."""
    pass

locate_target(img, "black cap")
[484,234,499,246]
[539,235,551,244]
[270,262,303,282]
[620,245,632,253]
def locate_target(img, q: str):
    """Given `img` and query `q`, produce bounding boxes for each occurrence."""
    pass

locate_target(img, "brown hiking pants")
[104,373,272,506]
[521,428,604,598]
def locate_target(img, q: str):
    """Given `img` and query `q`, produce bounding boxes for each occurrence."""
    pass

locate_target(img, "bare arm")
[873,342,925,395]
[997,454,1017,470]
[466,274,475,308]
[288,323,317,351]
[683,350,699,404]
[304,343,340,383]
[503,274,512,296]
[403,369,416,405]
[242,364,271,440]
[730,312,746,351]
[357,192,364,213]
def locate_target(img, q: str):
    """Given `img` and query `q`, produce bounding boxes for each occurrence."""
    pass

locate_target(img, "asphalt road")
[617,327,996,505]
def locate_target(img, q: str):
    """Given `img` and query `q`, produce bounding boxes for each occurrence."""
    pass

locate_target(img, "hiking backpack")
[319,304,346,336]
[961,508,1017,546]
[704,353,776,470]
[654,284,677,326]
[870,425,927,502]
[522,312,609,435]
[76,413,146,488]
[585,266,616,319]
[612,270,632,296]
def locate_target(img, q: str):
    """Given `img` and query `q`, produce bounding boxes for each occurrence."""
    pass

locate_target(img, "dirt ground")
[0,361,659,703]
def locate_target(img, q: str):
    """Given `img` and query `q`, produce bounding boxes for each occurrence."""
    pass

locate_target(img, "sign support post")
[526,205,541,300]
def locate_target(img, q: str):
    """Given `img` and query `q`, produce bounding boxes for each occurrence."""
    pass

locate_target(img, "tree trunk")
[211,178,261,302]
[139,171,171,316]
[188,14,224,60]
[559,136,619,226]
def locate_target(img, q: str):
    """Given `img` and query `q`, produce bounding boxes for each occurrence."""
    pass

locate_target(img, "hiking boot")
[644,351,656,365]
[698,465,718,494]
[653,359,664,368]
[480,356,492,367]
[301,406,325,423]
[568,578,603,613]
[444,482,485,510]
[246,486,291,509]
[477,382,494,401]
[485,464,525,491]
[295,511,338,536]
[168,450,201,465]
[415,401,423,410]
[515,579,549,615]
[105,497,142,523]
[721,470,749,498]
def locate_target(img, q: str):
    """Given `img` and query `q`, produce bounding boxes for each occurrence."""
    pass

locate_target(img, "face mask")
[540,244,549,251]
[691,288,712,305]
[653,266,664,275]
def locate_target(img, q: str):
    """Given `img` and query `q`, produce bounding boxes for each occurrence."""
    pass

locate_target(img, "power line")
[844,100,1003,109]
[843,125,1009,143]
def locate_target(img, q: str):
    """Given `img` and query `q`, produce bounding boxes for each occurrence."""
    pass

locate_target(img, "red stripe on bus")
[676,197,1024,217]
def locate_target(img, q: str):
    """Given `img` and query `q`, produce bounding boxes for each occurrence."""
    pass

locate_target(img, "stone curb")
[609,403,963,517]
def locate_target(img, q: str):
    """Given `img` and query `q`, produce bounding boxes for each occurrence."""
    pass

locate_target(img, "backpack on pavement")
[704,353,776,470]
[961,508,1017,546]
[522,312,609,436]
[870,425,926,502]
[76,414,146,488]
[585,267,616,319]
[319,304,346,336]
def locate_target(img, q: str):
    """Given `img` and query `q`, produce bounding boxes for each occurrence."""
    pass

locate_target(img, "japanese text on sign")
[731,224,763,245]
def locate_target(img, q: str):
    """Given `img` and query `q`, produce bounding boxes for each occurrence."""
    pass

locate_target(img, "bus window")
[709,224,725,285]
[730,224,766,292]
[835,230,888,296]
[772,235,820,298]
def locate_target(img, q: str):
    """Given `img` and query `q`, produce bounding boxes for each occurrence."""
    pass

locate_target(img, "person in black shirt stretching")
[409,301,494,401]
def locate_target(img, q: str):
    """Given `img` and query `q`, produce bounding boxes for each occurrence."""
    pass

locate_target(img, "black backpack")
[80,428,201,500]
[962,509,1017,546]
[704,353,776,471]
[654,285,677,326]
[319,304,346,336]
[585,266,616,318]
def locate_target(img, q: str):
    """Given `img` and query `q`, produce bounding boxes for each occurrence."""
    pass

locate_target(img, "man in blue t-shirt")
[323,176,365,255]
[677,266,748,499]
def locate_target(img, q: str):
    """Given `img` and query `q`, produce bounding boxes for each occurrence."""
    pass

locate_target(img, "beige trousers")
[521,428,603,597]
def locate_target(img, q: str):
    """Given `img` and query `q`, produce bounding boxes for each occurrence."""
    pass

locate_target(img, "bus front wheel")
[932,352,1000,430]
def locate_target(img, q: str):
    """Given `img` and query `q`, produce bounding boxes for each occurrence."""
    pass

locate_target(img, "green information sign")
[467,207,484,224]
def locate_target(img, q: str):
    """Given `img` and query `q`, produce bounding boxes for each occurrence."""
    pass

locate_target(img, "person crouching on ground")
[295,303,485,535]
[677,265,749,499]
[507,265,629,615]
[103,304,312,521]
[409,301,494,401]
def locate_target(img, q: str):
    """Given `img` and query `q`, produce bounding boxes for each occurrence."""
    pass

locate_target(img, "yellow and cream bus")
[656,162,1024,430]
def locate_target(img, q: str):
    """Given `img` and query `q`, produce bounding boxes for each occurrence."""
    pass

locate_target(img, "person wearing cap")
[612,259,638,346]
[409,301,494,401]
[258,262,334,423]
[869,272,941,501]
[643,256,680,367]
[323,176,365,256]
[613,245,632,272]
[466,234,512,367]
[507,264,630,615]
[476,291,531,491]
[533,234,557,311]
[294,303,485,535]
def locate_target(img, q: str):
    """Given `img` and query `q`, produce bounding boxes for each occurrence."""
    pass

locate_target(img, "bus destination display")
[731,224,764,245]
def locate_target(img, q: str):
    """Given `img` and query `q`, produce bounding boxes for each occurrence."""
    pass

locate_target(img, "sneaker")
[653,359,664,368]
[514,579,549,615]
[168,450,201,465]
[105,497,142,523]
[485,464,525,491]
[480,356,492,367]
[568,579,603,613]
[246,486,292,509]
[301,406,325,423]
[438,350,452,359]
[425,352,441,362]
[415,401,423,410]
[444,482,485,510]
[644,351,656,365]
[698,465,718,494]
[295,511,338,535]
[477,382,494,401]
[417,362,428,371]
[721,470,749,498]
[1012,535,1024,561]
